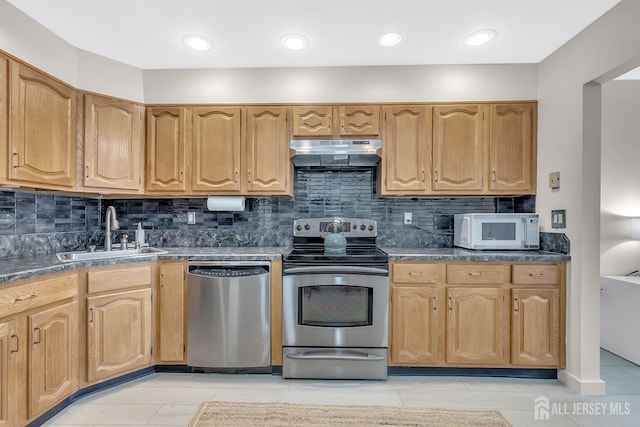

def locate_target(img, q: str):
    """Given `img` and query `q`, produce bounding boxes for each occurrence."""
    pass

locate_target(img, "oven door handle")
[283,266,388,275]
[286,350,385,362]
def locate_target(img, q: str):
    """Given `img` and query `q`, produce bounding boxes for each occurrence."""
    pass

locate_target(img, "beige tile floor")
[44,349,640,427]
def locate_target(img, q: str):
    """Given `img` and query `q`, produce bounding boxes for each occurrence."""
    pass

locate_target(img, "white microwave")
[453,213,540,250]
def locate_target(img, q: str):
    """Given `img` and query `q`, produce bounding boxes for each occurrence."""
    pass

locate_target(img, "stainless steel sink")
[56,247,168,262]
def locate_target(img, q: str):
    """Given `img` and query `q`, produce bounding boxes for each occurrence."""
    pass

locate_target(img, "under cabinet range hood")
[290,139,382,167]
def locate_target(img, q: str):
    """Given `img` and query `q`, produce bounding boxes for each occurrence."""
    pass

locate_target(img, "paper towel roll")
[206,196,245,211]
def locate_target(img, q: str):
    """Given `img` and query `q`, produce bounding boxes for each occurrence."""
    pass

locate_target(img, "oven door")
[282,266,389,348]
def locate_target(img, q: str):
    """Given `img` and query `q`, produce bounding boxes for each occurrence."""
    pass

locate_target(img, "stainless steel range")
[282,217,389,380]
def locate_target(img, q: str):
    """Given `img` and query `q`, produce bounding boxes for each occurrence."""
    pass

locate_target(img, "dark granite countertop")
[381,247,570,262]
[0,246,568,286]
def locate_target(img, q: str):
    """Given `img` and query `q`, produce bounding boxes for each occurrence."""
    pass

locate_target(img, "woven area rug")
[188,401,512,426]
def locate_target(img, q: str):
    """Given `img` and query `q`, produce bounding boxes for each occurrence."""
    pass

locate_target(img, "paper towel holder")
[206,196,246,211]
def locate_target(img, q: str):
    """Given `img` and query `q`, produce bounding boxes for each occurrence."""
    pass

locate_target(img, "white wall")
[538,0,640,394]
[601,80,640,276]
[0,0,144,102]
[143,64,538,104]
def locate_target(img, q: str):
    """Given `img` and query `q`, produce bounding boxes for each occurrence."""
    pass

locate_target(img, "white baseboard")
[558,370,606,395]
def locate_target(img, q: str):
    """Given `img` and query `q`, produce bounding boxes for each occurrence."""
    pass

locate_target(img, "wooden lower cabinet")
[390,286,442,365]
[157,262,186,364]
[511,288,560,366]
[0,318,23,427]
[446,287,507,365]
[85,263,153,384]
[29,301,78,418]
[389,261,565,369]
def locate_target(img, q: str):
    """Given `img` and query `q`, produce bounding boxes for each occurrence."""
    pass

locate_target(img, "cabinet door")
[0,55,7,183]
[0,319,23,427]
[191,107,241,192]
[158,263,186,364]
[381,105,430,194]
[146,107,187,192]
[291,106,333,137]
[9,61,76,188]
[390,286,441,365]
[511,288,560,366]
[432,105,484,192]
[87,289,152,383]
[246,107,291,194]
[84,94,143,190]
[446,287,506,365]
[339,105,380,136]
[28,301,78,418]
[489,103,535,193]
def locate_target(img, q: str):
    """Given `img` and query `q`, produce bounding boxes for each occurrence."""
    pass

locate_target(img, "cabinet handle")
[528,272,545,277]
[433,296,437,310]
[12,152,19,168]
[408,272,423,276]
[235,170,239,183]
[492,170,496,182]
[466,271,484,276]
[514,298,520,312]
[248,170,252,183]
[89,307,94,323]
[160,273,164,288]
[179,170,184,183]
[33,327,41,344]
[421,170,426,182]
[14,293,36,303]
[448,296,452,311]
[434,170,439,182]
[85,165,90,179]
[10,335,19,353]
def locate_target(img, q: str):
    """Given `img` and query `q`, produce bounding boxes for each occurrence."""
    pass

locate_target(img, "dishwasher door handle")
[286,350,385,362]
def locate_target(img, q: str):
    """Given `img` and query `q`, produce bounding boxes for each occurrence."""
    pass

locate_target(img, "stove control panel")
[293,217,377,238]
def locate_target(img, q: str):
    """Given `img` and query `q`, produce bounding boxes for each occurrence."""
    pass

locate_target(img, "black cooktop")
[285,246,388,264]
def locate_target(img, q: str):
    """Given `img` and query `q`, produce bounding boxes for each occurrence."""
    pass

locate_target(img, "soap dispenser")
[135,222,146,247]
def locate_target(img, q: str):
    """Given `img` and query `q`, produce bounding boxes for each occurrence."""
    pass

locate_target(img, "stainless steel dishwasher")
[187,262,271,372]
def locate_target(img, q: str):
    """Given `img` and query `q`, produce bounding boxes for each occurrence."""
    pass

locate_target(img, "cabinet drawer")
[0,271,78,318]
[446,264,508,284]
[87,262,152,294]
[392,263,438,284]
[512,264,560,285]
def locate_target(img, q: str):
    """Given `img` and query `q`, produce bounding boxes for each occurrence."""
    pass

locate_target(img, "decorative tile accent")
[540,232,570,254]
[0,169,541,256]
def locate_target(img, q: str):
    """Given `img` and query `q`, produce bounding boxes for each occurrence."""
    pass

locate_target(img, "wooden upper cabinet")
[432,105,484,192]
[291,105,333,137]
[489,103,536,193]
[291,105,380,138]
[0,55,7,184]
[84,94,144,191]
[380,105,431,195]
[191,106,241,192]
[8,61,76,188]
[246,107,291,195]
[146,107,187,192]
[339,105,380,136]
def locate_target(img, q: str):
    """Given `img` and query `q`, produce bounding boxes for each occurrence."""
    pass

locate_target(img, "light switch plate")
[551,209,566,228]
[549,172,560,189]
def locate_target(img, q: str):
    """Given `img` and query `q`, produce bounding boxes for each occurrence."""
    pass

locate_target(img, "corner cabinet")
[84,94,144,192]
[8,60,77,189]
[85,263,153,384]
[0,271,78,425]
[389,261,565,369]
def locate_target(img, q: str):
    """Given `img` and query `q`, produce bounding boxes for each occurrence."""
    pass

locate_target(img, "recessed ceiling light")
[379,33,403,47]
[463,29,497,47]
[182,34,213,52]
[280,33,309,51]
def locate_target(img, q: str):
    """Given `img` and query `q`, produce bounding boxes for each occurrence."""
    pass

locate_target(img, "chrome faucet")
[104,206,120,251]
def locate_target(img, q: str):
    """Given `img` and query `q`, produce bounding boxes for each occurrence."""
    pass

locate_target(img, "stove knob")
[352,224,357,230]
[296,224,302,231]
[360,224,366,230]
[368,225,375,231]
[304,224,311,230]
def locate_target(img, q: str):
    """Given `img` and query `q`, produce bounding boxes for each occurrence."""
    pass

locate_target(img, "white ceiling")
[6,0,622,70]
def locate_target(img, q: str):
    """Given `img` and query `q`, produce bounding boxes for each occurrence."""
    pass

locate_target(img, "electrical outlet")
[403,212,413,225]
[187,211,196,225]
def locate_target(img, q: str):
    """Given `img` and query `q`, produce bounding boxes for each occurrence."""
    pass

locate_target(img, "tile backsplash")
[0,168,543,257]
